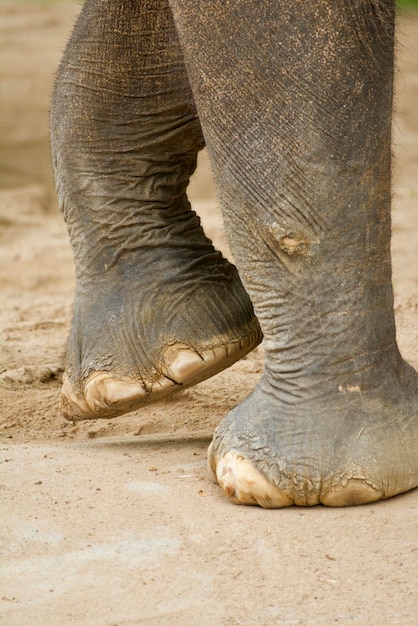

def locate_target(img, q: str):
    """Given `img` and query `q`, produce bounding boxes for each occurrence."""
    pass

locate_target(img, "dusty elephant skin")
[50,0,262,420]
[50,0,418,507]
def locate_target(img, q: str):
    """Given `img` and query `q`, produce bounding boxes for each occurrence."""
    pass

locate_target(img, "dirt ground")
[0,3,417,625]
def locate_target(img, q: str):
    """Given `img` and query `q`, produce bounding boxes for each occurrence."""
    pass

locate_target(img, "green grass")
[397,0,418,6]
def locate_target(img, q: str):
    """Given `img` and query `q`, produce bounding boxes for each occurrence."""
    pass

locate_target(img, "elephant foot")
[61,337,258,420]
[208,376,418,507]
[61,253,261,421]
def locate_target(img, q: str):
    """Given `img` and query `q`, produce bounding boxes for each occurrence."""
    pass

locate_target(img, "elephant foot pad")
[61,338,256,421]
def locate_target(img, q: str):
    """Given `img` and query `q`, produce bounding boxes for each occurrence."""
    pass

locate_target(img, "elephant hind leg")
[51,0,261,421]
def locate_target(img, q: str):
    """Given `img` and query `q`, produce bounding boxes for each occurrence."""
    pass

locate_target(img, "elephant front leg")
[170,0,418,505]
[50,0,261,420]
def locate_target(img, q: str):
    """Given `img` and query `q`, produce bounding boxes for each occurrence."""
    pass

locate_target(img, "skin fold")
[51,0,418,506]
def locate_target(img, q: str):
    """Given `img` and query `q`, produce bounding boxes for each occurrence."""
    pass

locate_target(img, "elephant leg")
[170,0,418,505]
[50,0,261,420]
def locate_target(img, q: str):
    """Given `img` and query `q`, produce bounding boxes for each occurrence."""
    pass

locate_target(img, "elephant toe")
[208,447,294,508]
[319,480,381,506]
[61,372,153,420]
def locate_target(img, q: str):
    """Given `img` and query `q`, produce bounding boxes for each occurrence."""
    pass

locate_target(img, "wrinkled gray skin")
[51,0,418,507]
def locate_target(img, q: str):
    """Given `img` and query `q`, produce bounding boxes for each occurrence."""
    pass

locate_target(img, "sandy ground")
[0,2,417,625]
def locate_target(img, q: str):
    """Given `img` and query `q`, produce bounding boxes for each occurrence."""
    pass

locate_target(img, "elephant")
[50,0,418,507]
